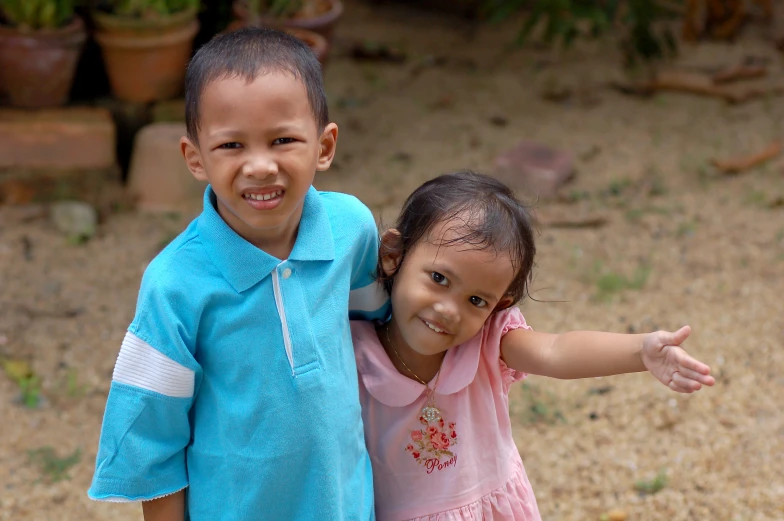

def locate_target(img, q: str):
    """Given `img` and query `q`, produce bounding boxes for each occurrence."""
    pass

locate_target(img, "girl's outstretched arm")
[500,325,715,393]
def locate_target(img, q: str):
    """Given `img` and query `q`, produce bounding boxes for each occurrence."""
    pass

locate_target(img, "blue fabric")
[89,185,388,520]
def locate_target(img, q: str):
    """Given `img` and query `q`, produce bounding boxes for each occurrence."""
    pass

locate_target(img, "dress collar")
[353,321,483,407]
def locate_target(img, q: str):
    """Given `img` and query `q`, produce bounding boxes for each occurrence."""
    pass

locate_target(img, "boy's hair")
[184,26,329,143]
[378,170,537,306]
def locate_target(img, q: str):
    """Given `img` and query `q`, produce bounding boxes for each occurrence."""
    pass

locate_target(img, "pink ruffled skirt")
[406,458,541,521]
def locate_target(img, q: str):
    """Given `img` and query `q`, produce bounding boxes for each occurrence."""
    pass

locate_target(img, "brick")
[127,122,206,212]
[0,107,116,170]
[0,166,121,206]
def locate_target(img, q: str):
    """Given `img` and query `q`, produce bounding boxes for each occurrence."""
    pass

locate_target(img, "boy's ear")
[316,122,338,171]
[181,136,207,182]
[380,229,403,276]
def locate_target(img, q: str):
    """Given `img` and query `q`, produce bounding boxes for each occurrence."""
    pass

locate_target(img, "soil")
[1,1,783,520]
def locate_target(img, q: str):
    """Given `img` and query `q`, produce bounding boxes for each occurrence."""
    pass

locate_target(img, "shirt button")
[282,268,292,279]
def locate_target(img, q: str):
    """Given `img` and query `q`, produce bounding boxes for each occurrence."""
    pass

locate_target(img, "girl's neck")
[377,320,446,384]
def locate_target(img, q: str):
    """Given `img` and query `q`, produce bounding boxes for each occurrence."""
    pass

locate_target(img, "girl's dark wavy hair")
[377,170,537,307]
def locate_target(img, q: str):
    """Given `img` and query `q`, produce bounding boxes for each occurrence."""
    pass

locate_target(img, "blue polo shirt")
[88,186,388,520]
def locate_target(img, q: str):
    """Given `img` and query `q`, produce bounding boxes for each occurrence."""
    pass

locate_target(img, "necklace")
[385,325,444,423]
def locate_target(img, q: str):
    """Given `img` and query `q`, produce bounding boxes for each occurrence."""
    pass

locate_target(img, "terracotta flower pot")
[223,21,329,66]
[232,0,343,46]
[0,16,87,108]
[92,8,199,103]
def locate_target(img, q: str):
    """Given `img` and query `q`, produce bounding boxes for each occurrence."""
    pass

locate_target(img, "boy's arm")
[89,275,199,504]
[501,326,714,392]
[143,491,185,521]
[348,205,388,321]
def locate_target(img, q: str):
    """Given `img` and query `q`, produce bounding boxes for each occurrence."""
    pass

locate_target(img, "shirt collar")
[354,321,482,407]
[197,185,335,293]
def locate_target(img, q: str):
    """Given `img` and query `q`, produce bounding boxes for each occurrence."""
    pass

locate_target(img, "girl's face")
[382,219,516,358]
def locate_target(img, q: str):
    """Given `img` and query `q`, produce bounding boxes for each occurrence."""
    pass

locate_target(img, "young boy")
[88,28,387,520]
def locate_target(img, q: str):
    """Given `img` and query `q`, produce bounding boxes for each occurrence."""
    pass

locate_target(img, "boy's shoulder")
[140,219,216,295]
[317,190,374,225]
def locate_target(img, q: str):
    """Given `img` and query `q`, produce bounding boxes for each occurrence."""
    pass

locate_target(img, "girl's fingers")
[675,366,714,385]
[678,353,711,374]
[666,325,691,347]
[671,372,700,391]
[668,378,695,393]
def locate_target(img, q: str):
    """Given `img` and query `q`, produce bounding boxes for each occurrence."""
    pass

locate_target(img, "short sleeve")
[486,306,533,390]
[88,267,201,502]
[347,202,389,322]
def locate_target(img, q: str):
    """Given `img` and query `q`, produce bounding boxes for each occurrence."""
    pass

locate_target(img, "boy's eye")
[430,272,448,286]
[218,142,242,149]
[469,296,487,308]
[273,137,296,145]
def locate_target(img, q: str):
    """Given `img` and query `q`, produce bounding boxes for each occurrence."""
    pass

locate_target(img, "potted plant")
[0,0,87,108]
[233,0,343,47]
[91,0,200,103]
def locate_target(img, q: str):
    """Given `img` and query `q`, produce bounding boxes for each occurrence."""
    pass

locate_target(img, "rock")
[600,508,628,521]
[493,140,574,199]
[49,201,97,239]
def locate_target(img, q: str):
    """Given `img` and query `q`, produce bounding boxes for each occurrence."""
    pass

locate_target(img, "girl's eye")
[469,296,487,308]
[430,272,448,286]
[273,137,296,145]
[218,142,242,149]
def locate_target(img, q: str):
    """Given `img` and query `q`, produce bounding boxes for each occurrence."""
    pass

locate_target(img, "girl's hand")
[641,326,715,393]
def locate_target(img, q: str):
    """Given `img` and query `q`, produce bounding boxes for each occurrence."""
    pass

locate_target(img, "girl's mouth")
[421,318,449,335]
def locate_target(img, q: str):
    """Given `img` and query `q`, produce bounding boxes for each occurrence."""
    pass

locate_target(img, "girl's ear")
[380,229,403,276]
[494,295,515,312]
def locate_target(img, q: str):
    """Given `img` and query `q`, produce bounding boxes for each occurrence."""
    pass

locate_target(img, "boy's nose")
[241,154,278,178]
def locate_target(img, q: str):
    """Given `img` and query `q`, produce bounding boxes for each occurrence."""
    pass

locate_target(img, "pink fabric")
[352,307,542,521]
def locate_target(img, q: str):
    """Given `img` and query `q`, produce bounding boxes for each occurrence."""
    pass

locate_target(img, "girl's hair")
[377,170,537,306]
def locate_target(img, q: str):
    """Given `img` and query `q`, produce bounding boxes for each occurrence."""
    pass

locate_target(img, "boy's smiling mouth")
[243,190,283,201]
[241,188,285,210]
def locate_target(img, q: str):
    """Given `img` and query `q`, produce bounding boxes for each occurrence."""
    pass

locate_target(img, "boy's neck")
[250,230,298,260]
[214,198,300,260]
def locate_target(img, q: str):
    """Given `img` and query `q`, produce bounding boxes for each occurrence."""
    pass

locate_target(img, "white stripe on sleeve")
[349,282,387,313]
[112,332,195,398]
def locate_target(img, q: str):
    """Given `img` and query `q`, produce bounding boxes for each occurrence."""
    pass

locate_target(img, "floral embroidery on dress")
[405,416,459,474]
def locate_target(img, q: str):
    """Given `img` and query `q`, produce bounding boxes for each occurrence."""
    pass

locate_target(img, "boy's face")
[181,71,337,256]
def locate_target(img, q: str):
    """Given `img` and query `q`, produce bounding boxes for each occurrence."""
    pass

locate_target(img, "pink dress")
[351,307,542,521]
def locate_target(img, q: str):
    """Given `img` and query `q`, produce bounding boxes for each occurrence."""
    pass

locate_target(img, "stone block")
[0,107,116,170]
[0,166,121,205]
[493,140,574,199]
[127,122,206,212]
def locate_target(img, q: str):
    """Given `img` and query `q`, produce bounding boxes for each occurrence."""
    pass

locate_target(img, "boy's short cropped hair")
[184,26,329,143]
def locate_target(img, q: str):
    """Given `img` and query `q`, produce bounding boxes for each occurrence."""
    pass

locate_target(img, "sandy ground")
[1,2,783,520]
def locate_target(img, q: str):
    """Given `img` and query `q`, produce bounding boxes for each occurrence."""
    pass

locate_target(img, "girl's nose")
[433,301,460,324]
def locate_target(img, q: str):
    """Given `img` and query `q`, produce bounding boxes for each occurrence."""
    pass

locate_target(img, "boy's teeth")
[245,190,282,201]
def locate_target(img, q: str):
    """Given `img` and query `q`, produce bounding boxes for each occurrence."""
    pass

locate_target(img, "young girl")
[351,170,715,521]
